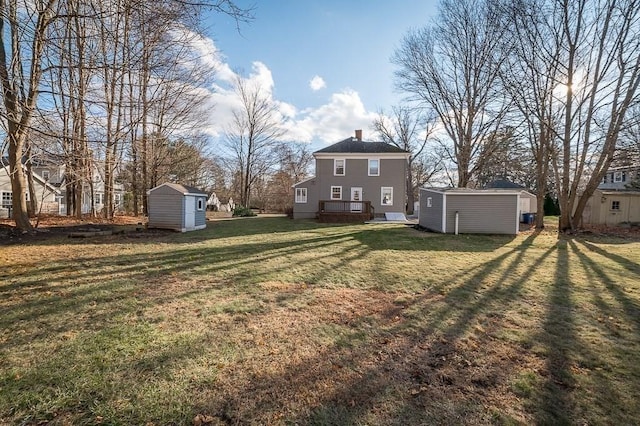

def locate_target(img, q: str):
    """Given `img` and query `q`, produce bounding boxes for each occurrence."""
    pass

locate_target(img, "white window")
[334,159,345,176]
[611,200,620,210]
[94,193,103,205]
[426,197,433,208]
[197,198,204,211]
[114,193,122,206]
[602,175,607,184]
[295,187,307,203]
[614,171,626,183]
[331,186,342,200]
[381,187,393,206]
[368,159,380,176]
[41,170,50,181]
[1,191,12,208]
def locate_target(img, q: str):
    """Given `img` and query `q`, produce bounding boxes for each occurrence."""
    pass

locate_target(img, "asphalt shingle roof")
[314,137,409,154]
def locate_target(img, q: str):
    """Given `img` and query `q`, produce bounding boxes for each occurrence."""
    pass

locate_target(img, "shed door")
[185,196,196,229]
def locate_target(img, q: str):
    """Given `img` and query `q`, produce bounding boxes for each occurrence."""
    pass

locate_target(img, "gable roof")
[486,179,525,189]
[1,157,61,195]
[314,137,409,154]
[148,182,207,195]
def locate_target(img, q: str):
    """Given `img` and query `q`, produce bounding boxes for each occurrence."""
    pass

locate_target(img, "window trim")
[426,197,433,208]
[331,186,342,200]
[295,187,308,203]
[197,198,204,211]
[334,159,345,176]
[368,159,380,176]
[614,171,625,183]
[1,191,12,208]
[381,186,393,206]
[611,200,620,211]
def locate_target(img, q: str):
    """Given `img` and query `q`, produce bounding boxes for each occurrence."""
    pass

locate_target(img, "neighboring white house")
[30,156,125,215]
[0,158,61,218]
[206,192,235,212]
[577,164,640,226]
[599,164,640,190]
[147,183,208,232]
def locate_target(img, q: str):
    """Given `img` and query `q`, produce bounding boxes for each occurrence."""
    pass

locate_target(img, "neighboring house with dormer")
[578,164,640,226]
[599,165,640,190]
[0,157,61,218]
[29,155,125,215]
[292,130,410,221]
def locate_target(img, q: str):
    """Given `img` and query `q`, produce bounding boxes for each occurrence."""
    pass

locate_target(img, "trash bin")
[528,213,535,224]
[521,213,535,224]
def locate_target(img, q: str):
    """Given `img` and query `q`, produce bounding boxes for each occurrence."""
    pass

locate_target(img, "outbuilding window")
[611,200,620,211]
[426,197,433,208]
[197,198,204,211]
[295,188,307,203]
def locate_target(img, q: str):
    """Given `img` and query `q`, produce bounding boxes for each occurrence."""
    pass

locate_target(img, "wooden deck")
[317,200,374,223]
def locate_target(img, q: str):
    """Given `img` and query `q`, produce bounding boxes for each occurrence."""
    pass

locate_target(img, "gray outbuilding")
[419,188,535,235]
[147,183,208,232]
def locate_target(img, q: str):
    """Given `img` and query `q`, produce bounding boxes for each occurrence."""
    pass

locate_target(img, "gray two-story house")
[292,131,410,221]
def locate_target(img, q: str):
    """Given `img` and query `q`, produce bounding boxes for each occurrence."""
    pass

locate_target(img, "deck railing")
[318,200,374,220]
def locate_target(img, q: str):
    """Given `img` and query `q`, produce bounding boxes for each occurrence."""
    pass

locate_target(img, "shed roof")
[148,182,207,195]
[314,137,409,154]
[422,187,523,196]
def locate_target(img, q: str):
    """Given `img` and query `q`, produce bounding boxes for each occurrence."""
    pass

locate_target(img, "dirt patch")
[0,214,148,245]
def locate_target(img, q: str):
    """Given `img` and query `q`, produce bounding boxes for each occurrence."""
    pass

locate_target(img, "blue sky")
[199,1,439,150]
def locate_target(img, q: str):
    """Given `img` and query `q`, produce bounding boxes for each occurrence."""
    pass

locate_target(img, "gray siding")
[293,178,320,219]
[315,157,407,215]
[446,194,518,235]
[419,189,444,232]
[148,192,207,230]
[148,187,185,231]
[195,196,207,227]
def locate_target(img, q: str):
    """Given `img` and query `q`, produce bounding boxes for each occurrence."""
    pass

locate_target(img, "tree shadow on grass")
[189,231,570,424]
[4,226,639,424]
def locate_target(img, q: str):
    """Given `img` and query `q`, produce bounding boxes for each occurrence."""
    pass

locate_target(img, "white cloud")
[309,75,326,91]
[290,89,377,143]
[201,37,376,148]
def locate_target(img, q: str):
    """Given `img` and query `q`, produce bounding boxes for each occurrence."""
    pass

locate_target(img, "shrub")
[232,205,256,217]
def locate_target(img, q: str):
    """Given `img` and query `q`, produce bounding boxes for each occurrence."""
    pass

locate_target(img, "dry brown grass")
[1,217,639,425]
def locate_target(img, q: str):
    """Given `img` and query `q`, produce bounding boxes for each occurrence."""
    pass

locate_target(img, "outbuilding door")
[185,196,196,230]
[350,187,363,212]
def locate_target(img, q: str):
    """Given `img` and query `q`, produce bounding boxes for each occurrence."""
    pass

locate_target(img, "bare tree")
[224,75,287,207]
[373,106,437,214]
[509,0,640,232]
[0,0,57,230]
[393,0,511,188]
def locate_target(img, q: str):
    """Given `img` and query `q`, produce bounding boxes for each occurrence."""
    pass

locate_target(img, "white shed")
[147,183,208,232]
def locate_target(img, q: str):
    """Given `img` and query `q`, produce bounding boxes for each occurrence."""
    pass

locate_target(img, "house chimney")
[355,129,363,141]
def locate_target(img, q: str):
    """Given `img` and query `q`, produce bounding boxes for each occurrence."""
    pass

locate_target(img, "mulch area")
[0,214,148,245]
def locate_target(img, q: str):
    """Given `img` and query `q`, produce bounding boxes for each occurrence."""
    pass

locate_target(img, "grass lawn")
[1,217,639,425]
